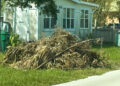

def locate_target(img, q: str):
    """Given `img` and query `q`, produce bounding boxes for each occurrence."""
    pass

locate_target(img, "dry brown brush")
[3,29,109,70]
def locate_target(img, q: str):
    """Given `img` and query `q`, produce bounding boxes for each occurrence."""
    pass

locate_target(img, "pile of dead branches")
[3,29,109,70]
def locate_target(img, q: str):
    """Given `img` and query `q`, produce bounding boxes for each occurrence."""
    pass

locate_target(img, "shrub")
[9,32,21,46]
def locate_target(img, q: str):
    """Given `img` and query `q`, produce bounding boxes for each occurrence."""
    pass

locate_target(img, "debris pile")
[3,29,109,70]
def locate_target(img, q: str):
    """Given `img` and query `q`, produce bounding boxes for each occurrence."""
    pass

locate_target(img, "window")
[63,8,75,29]
[80,10,89,28]
[44,15,56,29]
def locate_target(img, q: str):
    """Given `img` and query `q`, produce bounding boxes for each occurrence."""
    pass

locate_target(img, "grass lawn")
[0,43,120,86]
[0,53,4,61]
[92,43,120,68]
[0,65,110,86]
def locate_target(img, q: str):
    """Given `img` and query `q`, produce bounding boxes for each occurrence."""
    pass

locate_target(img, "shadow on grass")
[92,42,117,49]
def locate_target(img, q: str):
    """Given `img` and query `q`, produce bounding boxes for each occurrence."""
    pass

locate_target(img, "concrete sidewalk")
[53,70,120,86]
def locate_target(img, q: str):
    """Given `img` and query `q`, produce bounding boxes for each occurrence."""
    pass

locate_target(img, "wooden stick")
[36,39,94,69]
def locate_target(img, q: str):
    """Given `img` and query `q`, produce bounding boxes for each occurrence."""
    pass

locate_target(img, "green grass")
[93,43,120,60]
[0,64,110,86]
[0,53,4,61]
[0,43,120,86]
[92,43,120,68]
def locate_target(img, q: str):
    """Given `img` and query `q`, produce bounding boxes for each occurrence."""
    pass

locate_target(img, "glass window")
[67,19,70,28]
[85,10,88,18]
[85,10,88,14]
[80,19,84,28]
[63,19,66,28]
[71,19,74,28]
[67,8,70,18]
[51,18,56,28]
[63,8,66,18]
[63,8,75,29]
[85,19,88,28]
[44,16,56,29]
[80,10,89,29]
[71,9,74,18]
[81,10,84,18]
[44,18,49,28]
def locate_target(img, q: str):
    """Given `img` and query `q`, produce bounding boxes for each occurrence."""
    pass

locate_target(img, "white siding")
[16,8,28,41]
[12,0,95,41]
[38,0,93,39]
[15,8,38,41]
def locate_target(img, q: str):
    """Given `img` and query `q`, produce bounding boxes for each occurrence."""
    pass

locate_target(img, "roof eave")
[72,0,99,7]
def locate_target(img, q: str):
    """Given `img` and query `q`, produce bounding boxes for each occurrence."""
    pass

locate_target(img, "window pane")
[80,19,84,28]
[71,19,74,28]
[63,8,66,18]
[67,19,70,28]
[44,18,49,28]
[85,19,88,28]
[85,10,88,18]
[51,18,56,28]
[63,8,75,29]
[85,10,88,14]
[63,19,66,28]
[85,14,88,18]
[81,10,84,18]
[71,9,74,18]
[67,8,70,18]
[81,13,84,18]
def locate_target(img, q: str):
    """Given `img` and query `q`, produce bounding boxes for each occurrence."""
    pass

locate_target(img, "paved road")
[53,70,120,86]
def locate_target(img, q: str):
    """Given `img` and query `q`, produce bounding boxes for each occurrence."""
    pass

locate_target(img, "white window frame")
[63,8,75,29]
[80,9,89,29]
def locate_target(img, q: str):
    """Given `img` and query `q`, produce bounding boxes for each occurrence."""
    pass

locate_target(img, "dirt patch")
[3,29,109,70]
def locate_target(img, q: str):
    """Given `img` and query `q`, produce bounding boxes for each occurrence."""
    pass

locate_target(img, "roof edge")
[72,0,99,7]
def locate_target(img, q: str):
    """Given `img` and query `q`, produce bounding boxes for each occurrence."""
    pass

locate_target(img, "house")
[4,0,99,41]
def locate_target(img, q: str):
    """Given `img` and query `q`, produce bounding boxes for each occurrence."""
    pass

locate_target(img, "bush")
[9,32,21,46]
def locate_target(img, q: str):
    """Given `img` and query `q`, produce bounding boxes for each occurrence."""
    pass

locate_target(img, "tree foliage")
[111,0,120,23]
[4,0,57,17]
[83,0,114,26]
[3,0,117,26]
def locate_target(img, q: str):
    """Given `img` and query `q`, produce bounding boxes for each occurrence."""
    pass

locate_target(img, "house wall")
[38,0,93,39]
[15,8,28,41]
[9,0,95,41]
[3,8,14,27]
[29,9,38,41]
[15,8,38,41]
